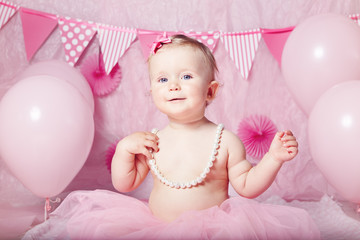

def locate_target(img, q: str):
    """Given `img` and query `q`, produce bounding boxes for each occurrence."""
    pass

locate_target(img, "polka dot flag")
[58,16,97,66]
[183,31,220,52]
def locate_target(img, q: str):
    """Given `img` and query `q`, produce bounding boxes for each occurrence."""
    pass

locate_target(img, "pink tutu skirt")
[23,189,320,240]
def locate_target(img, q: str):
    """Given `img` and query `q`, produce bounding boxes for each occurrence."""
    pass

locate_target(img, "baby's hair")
[149,34,218,81]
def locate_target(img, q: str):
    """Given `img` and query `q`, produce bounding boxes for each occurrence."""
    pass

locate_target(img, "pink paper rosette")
[237,115,277,159]
[80,53,121,97]
[105,141,118,173]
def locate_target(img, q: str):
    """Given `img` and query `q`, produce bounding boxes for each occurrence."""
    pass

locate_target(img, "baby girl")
[23,34,320,240]
[110,34,320,238]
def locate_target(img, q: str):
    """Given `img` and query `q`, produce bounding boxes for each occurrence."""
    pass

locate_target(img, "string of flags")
[1,1,360,80]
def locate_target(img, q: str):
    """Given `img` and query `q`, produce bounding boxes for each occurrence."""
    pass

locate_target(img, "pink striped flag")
[98,24,137,74]
[221,29,262,80]
[0,1,18,30]
[58,16,97,66]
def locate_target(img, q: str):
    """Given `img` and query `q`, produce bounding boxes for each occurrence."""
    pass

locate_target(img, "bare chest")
[148,124,227,188]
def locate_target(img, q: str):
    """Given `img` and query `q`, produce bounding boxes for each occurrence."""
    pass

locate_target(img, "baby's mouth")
[169,98,186,102]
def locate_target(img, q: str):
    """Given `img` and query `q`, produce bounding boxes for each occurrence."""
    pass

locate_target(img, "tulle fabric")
[23,189,320,240]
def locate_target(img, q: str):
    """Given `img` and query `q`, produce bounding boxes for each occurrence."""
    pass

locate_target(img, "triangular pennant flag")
[20,8,58,61]
[221,29,262,80]
[98,24,137,74]
[349,13,360,26]
[0,1,18,30]
[182,31,220,52]
[137,30,177,59]
[262,26,294,67]
[58,16,97,66]
[138,30,220,60]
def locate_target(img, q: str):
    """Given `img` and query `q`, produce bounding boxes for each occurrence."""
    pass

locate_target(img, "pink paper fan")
[105,141,118,174]
[80,53,121,97]
[237,115,277,160]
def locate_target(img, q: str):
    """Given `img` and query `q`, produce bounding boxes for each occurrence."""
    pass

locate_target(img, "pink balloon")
[282,13,360,115]
[17,60,94,114]
[308,81,360,203]
[0,75,94,198]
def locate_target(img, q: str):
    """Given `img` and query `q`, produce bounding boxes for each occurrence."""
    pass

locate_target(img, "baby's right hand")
[120,132,159,160]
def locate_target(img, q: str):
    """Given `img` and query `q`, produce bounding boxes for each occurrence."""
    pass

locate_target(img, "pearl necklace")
[148,124,224,189]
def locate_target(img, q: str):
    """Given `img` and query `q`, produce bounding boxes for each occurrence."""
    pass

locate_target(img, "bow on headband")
[150,32,172,55]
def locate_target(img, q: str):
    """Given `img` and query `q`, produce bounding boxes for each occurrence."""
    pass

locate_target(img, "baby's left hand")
[268,130,298,163]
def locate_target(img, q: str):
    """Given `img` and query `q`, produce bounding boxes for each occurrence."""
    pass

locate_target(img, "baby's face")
[149,45,212,122]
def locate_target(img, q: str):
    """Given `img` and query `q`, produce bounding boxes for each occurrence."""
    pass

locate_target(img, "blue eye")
[182,75,192,80]
[159,78,168,83]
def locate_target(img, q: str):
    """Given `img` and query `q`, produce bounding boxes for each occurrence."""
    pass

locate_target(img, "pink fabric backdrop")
[1,0,359,238]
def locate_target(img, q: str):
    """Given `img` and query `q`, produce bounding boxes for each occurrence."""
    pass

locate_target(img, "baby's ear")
[207,80,219,101]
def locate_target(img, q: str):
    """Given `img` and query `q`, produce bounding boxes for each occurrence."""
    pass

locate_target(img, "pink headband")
[150,32,172,55]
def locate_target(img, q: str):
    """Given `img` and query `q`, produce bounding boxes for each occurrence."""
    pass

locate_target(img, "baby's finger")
[283,140,298,148]
[281,135,296,142]
[284,130,293,136]
[144,139,159,153]
[286,146,298,155]
[145,132,159,141]
[140,147,153,159]
[275,131,286,140]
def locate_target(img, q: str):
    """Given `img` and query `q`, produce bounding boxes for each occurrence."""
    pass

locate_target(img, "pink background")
[1,0,360,238]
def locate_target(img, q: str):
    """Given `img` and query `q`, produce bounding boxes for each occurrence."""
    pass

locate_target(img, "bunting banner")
[1,1,360,79]
[20,8,58,61]
[58,16,97,67]
[221,29,262,80]
[0,1,17,30]
[97,25,137,74]
[262,26,294,67]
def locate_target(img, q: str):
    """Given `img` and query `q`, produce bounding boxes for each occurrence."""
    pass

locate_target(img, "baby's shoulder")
[220,127,245,151]
[218,128,247,164]
[221,127,242,142]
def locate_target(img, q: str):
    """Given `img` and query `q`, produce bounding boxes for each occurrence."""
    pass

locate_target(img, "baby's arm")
[227,130,298,198]
[111,132,159,192]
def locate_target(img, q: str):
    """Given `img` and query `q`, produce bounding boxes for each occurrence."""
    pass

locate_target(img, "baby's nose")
[169,82,181,91]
